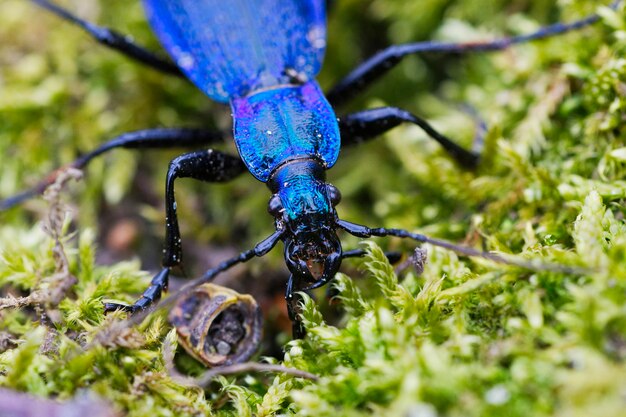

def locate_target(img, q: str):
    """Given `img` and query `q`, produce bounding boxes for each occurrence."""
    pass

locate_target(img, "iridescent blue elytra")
[143,0,340,222]
[142,0,327,102]
[231,82,340,182]
[142,0,344,294]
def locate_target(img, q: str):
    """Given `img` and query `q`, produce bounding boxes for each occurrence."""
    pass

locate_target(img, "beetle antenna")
[336,219,591,275]
[342,248,403,264]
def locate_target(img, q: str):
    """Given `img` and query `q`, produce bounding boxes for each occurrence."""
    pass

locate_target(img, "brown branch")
[162,335,317,386]
[194,362,319,385]
[0,168,82,312]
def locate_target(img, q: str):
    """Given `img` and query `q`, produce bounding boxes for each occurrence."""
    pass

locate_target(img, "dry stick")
[40,167,82,306]
[162,337,318,386]
[0,167,82,311]
[194,362,319,384]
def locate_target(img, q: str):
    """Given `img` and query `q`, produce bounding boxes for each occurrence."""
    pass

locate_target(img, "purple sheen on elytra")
[142,0,327,102]
[232,81,340,182]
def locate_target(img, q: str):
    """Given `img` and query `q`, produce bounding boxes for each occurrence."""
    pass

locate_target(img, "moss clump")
[1,0,626,416]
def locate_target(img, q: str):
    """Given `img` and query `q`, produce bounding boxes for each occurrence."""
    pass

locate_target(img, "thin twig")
[194,362,318,385]
[161,338,318,386]
[0,168,82,311]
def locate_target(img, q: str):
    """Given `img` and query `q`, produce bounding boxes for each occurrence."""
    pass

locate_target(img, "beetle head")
[267,161,343,289]
[283,226,342,289]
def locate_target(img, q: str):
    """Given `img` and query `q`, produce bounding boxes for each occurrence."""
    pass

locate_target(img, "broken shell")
[169,283,262,367]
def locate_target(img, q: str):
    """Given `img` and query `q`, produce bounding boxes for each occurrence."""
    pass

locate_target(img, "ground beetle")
[2,0,619,337]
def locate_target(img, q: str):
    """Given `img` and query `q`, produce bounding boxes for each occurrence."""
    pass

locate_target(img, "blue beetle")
[4,0,617,336]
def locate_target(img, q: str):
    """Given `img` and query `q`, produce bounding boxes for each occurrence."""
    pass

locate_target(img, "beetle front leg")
[104,149,246,313]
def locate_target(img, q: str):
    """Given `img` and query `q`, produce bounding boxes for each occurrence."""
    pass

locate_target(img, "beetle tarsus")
[103,267,170,313]
[103,302,136,314]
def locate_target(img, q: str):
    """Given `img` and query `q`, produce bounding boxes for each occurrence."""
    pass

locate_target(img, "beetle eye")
[267,194,283,216]
[327,184,341,206]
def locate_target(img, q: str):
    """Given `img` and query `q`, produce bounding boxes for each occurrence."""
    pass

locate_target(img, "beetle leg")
[339,107,480,169]
[326,1,619,106]
[162,150,246,269]
[105,230,283,314]
[0,128,224,211]
[105,150,246,313]
[31,0,184,77]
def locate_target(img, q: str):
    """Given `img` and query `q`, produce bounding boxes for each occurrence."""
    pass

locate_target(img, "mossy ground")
[1,0,626,416]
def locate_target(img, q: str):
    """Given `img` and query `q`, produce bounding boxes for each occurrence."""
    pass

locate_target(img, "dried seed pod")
[169,284,262,367]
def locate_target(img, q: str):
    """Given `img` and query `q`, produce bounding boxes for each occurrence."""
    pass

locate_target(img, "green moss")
[1,0,625,416]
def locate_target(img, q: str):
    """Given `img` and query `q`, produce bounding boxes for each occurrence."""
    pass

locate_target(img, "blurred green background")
[1,1,625,416]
